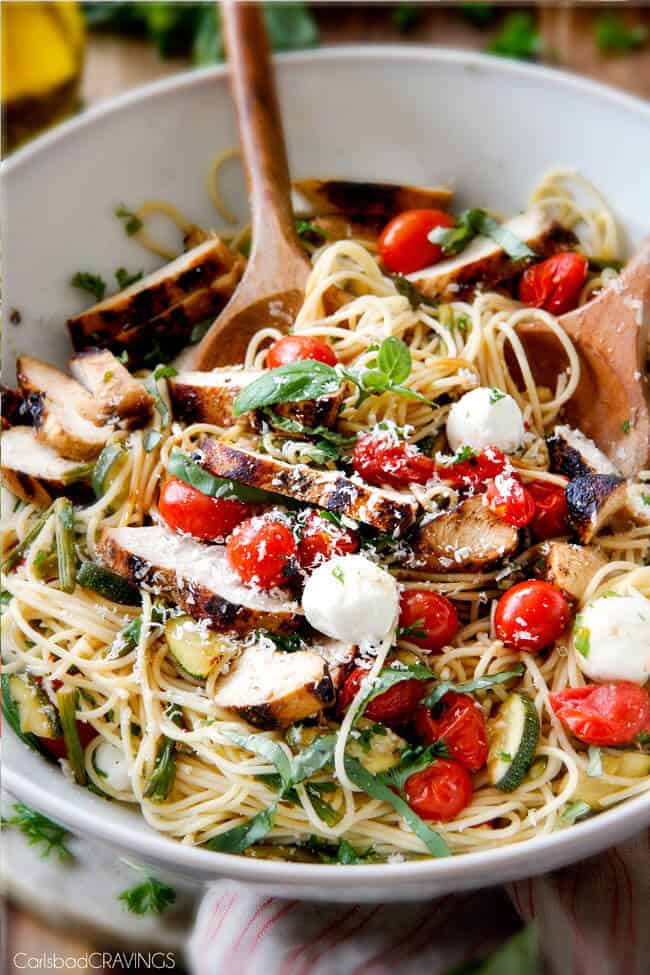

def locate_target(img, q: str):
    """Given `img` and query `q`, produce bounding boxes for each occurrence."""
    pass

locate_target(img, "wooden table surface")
[5,4,649,972]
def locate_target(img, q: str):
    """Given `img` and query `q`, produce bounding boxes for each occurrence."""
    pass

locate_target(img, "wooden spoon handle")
[222,0,297,255]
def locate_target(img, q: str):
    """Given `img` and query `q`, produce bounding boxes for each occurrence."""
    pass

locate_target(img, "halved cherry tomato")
[41,721,98,761]
[404,758,473,821]
[527,480,568,540]
[378,209,455,275]
[518,252,588,315]
[339,666,424,727]
[485,475,536,528]
[399,590,458,653]
[550,682,650,746]
[226,515,298,589]
[414,692,488,772]
[353,435,435,489]
[297,512,359,570]
[159,477,252,542]
[266,335,337,370]
[435,446,508,489]
[494,580,571,653]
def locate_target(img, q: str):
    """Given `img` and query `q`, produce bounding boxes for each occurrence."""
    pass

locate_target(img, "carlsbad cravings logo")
[13,953,177,970]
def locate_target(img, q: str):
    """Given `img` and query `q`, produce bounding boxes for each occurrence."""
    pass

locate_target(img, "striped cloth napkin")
[187,830,650,975]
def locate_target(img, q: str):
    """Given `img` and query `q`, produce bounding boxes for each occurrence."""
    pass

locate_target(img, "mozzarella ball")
[446,387,525,454]
[302,554,399,645]
[94,741,131,792]
[574,592,650,685]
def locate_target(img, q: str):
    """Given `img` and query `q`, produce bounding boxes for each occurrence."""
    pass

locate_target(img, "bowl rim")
[4,44,650,887]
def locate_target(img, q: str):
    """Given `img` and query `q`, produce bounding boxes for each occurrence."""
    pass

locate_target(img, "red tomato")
[404,758,473,821]
[339,666,424,727]
[495,580,571,653]
[398,590,458,653]
[378,209,456,275]
[353,435,435,489]
[414,692,488,772]
[159,478,252,542]
[40,721,98,760]
[518,252,588,315]
[226,516,298,589]
[435,447,508,488]
[485,475,536,528]
[297,512,359,570]
[266,335,337,369]
[550,682,650,746]
[527,480,568,540]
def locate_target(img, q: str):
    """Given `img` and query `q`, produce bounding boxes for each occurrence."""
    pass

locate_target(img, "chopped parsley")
[115,267,143,290]
[260,630,305,653]
[621,419,631,434]
[115,204,143,236]
[1,589,12,609]
[70,271,106,302]
[118,876,176,916]
[595,14,647,54]
[6,803,74,862]
[489,387,506,404]
[397,618,427,640]
[295,219,328,245]
[642,494,650,507]
[487,11,542,61]
[498,752,513,763]
[153,364,178,380]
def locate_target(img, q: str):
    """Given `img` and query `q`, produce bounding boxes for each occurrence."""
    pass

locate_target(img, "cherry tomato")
[226,516,298,589]
[378,209,455,275]
[266,335,337,370]
[518,252,588,315]
[353,435,435,489]
[159,478,252,542]
[40,721,98,761]
[550,682,650,746]
[415,692,488,772]
[297,511,359,570]
[485,475,536,528]
[339,666,424,727]
[527,480,568,540]
[435,447,508,489]
[404,758,473,821]
[494,580,571,653]
[399,590,458,653]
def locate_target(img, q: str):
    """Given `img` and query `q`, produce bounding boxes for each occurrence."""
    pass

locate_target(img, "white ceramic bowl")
[3,48,650,901]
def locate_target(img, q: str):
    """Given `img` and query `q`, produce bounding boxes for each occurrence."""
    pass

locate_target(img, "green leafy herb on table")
[487,12,542,61]
[70,271,106,302]
[595,14,647,54]
[115,204,143,236]
[444,922,539,975]
[118,876,176,916]
[115,267,143,290]
[6,803,74,862]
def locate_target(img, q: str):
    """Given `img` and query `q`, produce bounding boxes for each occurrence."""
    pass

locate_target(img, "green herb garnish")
[487,11,542,61]
[561,800,591,824]
[6,803,74,862]
[115,205,143,236]
[421,665,525,708]
[115,267,143,290]
[70,272,106,302]
[118,876,176,916]
[430,208,536,261]
[595,14,647,54]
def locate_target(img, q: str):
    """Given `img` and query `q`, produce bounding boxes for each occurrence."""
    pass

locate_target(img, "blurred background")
[1,2,649,972]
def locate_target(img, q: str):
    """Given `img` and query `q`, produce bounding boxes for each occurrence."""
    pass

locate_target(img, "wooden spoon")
[192,1,310,370]
[515,239,650,476]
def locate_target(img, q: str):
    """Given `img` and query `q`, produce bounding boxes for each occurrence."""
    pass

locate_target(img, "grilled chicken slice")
[410,495,519,571]
[619,482,650,527]
[214,640,334,729]
[566,474,628,544]
[35,402,110,461]
[98,526,301,635]
[17,355,100,425]
[309,636,356,690]
[294,178,452,218]
[1,427,91,506]
[69,349,152,427]
[407,211,574,301]
[535,541,606,604]
[548,424,619,479]
[198,439,418,536]
[169,368,342,431]
[67,239,244,352]
[1,386,30,427]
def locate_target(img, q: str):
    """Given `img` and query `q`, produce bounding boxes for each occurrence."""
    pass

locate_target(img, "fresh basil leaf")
[389,274,433,310]
[143,376,170,428]
[429,215,477,256]
[377,337,411,385]
[222,730,293,791]
[430,209,536,261]
[233,361,340,416]
[422,665,524,708]
[205,801,278,853]
[167,448,288,506]
[154,365,178,380]
[380,742,449,794]
[306,788,342,827]
[388,384,431,404]
[336,838,365,863]
[357,663,436,719]
[344,756,451,858]
[143,430,163,453]
[476,212,537,260]
[290,734,337,784]
[637,731,650,753]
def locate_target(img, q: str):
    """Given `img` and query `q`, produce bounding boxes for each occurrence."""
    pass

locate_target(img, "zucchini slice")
[77,562,141,605]
[165,615,239,680]
[4,673,61,739]
[487,692,540,792]
[92,444,128,501]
